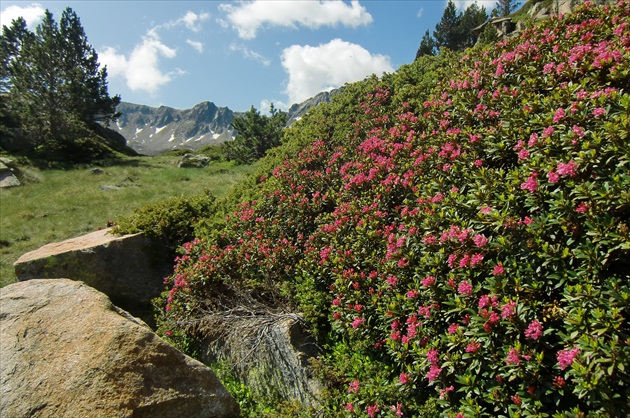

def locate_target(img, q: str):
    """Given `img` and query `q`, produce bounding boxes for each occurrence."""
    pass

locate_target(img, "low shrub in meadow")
[158,2,630,416]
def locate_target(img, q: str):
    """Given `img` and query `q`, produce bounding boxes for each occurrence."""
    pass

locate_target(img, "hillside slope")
[158,2,629,416]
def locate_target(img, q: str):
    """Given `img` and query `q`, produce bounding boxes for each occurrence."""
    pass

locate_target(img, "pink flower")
[547,170,560,183]
[576,202,589,213]
[521,173,538,193]
[505,348,521,366]
[593,107,606,118]
[493,264,505,275]
[518,149,530,160]
[399,372,410,384]
[427,349,439,363]
[556,160,579,177]
[426,364,442,381]
[458,281,473,297]
[421,275,436,287]
[528,133,539,147]
[345,403,355,413]
[391,403,403,417]
[501,301,517,319]
[478,295,491,308]
[439,385,454,399]
[406,289,419,298]
[448,323,459,334]
[553,107,565,123]
[557,347,580,370]
[524,320,544,340]
[473,235,488,247]
[466,341,481,352]
[366,404,380,418]
[348,379,360,393]
[470,253,484,267]
[352,317,365,329]
[572,125,585,137]
[543,126,555,137]
[480,206,493,214]
[553,376,566,387]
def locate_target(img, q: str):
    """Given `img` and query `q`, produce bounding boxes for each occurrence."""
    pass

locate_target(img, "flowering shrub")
[159,2,630,416]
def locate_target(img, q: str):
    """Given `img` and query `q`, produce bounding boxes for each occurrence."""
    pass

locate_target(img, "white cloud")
[453,0,496,11]
[229,43,271,66]
[1,3,45,28]
[281,39,393,105]
[260,98,289,113]
[180,11,210,32]
[186,39,204,53]
[159,11,210,33]
[417,7,425,18]
[98,10,209,96]
[99,31,178,95]
[220,0,373,40]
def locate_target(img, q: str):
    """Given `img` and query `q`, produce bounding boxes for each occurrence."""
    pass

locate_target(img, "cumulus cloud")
[186,39,204,53]
[159,11,210,32]
[229,43,271,66]
[281,39,393,104]
[99,31,179,95]
[453,0,496,11]
[220,0,373,39]
[1,3,45,28]
[98,10,209,95]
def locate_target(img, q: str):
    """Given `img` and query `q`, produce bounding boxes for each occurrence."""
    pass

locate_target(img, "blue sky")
[1,1,497,112]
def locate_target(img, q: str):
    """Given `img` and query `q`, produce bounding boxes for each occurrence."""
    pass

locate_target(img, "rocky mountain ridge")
[111,88,341,156]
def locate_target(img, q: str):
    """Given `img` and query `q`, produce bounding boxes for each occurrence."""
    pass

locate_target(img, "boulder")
[178,153,211,168]
[13,228,172,323]
[0,279,240,418]
[0,158,21,188]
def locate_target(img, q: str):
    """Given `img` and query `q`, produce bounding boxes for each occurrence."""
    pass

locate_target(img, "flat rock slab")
[13,228,172,318]
[0,279,240,418]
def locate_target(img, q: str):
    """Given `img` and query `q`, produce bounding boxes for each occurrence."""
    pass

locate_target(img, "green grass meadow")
[0,155,255,287]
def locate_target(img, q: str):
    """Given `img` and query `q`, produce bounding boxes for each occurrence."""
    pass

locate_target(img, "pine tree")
[59,8,119,125]
[1,7,120,155]
[460,3,489,49]
[415,29,437,59]
[495,0,520,17]
[225,104,287,164]
[433,0,463,51]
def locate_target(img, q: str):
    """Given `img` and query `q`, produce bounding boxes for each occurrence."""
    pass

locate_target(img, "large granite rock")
[0,279,239,418]
[13,228,172,322]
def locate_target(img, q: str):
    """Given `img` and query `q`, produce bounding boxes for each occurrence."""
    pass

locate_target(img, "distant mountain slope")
[111,89,342,155]
[112,102,238,156]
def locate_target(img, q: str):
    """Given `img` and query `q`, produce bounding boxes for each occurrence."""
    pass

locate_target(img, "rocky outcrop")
[0,157,22,188]
[13,228,172,323]
[198,311,323,407]
[178,153,211,168]
[0,279,240,418]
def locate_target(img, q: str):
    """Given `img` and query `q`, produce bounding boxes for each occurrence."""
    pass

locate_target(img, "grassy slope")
[0,156,255,287]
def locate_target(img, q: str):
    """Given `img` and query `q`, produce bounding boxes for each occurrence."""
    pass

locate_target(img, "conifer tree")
[224,104,287,164]
[495,0,520,17]
[1,7,119,154]
[460,3,488,49]
[433,0,463,51]
[415,29,437,58]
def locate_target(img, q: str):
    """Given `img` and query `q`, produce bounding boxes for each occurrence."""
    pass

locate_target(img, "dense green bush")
[114,192,216,252]
[158,2,630,416]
